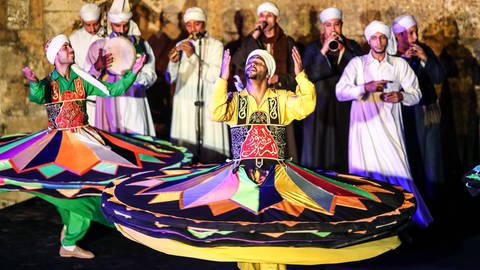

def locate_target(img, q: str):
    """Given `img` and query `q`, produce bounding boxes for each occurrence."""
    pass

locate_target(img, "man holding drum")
[85,0,157,137]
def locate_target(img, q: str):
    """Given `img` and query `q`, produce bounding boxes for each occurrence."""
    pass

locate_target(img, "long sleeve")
[336,57,366,101]
[422,44,444,84]
[398,59,421,106]
[282,71,316,123]
[28,79,48,104]
[134,40,157,88]
[210,78,236,122]
[85,70,138,97]
[303,42,334,82]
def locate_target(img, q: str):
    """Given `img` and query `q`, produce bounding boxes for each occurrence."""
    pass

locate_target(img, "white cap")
[108,0,132,23]
[45,34,69,65]
[246,49,276,77]
[257,2,280,17]
[80,3,101,22]
[392,14,417,34]
[319,7,342,23]
[183,7,206,23]
[364,20,397,55]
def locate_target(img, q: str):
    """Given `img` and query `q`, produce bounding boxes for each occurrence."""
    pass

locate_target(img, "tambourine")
[104,36,136,75]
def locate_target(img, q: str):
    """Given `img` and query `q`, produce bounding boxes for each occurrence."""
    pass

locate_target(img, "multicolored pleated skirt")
[102,160,416,265]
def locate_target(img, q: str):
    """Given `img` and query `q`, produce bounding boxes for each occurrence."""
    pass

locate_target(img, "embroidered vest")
[230,95,287,164]
[45,77,88,129]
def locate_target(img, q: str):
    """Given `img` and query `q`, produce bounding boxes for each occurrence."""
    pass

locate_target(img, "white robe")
[166,35,230,157]
[85,36,157,136]
[69,28,103,126]
[336,52,433,227]
[336,52,421,180]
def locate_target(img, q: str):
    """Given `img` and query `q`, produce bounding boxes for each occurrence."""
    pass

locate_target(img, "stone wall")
[0,0,479,205]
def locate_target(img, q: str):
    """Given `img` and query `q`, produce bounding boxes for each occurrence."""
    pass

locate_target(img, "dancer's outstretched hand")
[22,66,38,82]
[221,49,231,80]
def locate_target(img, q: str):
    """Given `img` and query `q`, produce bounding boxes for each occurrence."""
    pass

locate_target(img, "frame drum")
[105,36,136,75]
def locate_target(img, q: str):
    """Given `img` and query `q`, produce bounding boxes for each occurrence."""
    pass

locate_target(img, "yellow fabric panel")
[116,224,401,265]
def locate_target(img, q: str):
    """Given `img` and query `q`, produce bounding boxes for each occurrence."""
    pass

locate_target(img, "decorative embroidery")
[51,80,60,102]
[268,97,279,124]
[46,100,87,129]
[240,125,278,159]
[249,111,268,124]
[238,96,248,124]
[74,77,86,98]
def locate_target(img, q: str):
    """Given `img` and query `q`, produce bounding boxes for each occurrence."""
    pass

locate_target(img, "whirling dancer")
[102,48,415,269]
[0,34,191,259]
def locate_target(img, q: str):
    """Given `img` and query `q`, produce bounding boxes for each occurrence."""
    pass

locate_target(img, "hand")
[177,40,194,58]
[132,54,147,74]
[233,75,244,91]
[408,43,427,62]
[93,48,113,71]
[22,66,37,82]
[252,21,266,39]
[220,49,231,80]
[168,48,180,63]
[380,91,403,103]
[364,80,391,92]
[292,46,303,75]
[321,31,342,55]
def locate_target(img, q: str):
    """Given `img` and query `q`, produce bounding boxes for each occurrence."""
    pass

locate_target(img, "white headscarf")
[80,3,101,22]
[246,49,276,77]
[364,20,397,55]
[183,7,206,23]
[257,2,280,17]
[45,34,69,65]
[108,0,132,23]
[319,7,342,23]
[392,14,417,34]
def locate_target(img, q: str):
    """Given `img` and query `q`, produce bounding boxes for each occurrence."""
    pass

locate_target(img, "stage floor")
[1,194,479,270]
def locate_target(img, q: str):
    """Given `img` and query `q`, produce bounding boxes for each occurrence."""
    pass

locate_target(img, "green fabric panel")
[38,164,65,178]
[187,228,233,239]
[231,167,260,212]
[0,160,13,170]
[92,162,119,174]
[138,153,162,163]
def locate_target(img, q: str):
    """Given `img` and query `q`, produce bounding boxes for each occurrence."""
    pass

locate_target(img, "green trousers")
[33,193,114,246]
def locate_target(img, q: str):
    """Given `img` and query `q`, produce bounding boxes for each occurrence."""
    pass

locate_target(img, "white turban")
[392,14,417,34]
[257,2,280,17]
[108,0,132,23]
[45,34,69,65]
[246,49,276,77]
[183,7,206,23]
[80,3,101,22]
[364,20,397,55]
[319,7,342,23]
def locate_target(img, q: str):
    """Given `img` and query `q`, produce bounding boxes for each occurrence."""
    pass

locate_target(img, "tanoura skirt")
[0,126,191,198]
[102,160,416,265]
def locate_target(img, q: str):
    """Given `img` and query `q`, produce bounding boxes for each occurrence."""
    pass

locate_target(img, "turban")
[80,3,101,22]
[108,0,132,23]
[45,34,69,65]
[392,14,417,34]
[364,20,397,55]
[183,7,206,23]
[319,7,342,23]
[257,2,280,17]
[246,49,276,77]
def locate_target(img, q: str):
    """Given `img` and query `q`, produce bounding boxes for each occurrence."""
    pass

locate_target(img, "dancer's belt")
[230,124,287,163]
[45,99,88,129]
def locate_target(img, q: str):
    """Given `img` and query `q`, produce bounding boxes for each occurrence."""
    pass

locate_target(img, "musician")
[69,3,105,126]
[166,7,229,163]
[85,0,157,136]
[231,1,299,162]
[300,7,363,172]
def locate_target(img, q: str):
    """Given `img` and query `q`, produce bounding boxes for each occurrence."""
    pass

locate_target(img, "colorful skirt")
[102,160,416,264]
[463,165,480,196]
[0,126,191,198]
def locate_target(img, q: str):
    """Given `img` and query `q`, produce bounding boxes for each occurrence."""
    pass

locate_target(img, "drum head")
[105,36,136,75]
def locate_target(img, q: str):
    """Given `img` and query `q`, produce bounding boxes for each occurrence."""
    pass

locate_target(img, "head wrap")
[246,49,276,77]
[319,7,342,23]
[108,0,132,23]
[257,2,280,17]
[80,3,101,22]
[392,14,417,34]
[364,20,397,55]
[183,7,206,23]
[45,34,69,65]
